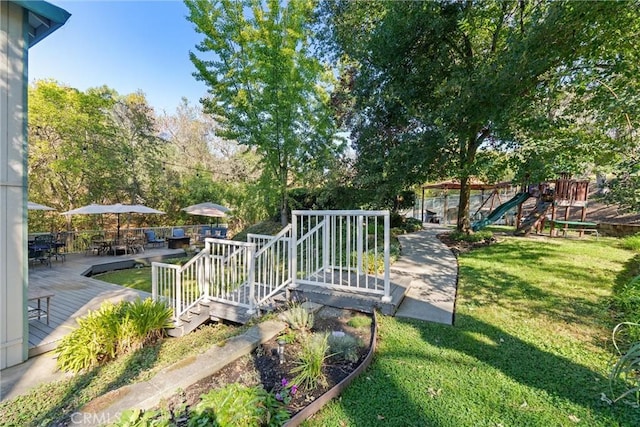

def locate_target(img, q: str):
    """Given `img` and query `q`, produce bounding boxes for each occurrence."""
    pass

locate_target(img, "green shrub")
[55,298,172,373]
[350,242,400,274]
[608,322,640,406]
[328,333,363,363]
[232,220,284,242]
[620,234,640,252]
[448,229,493,243]
[347,315,372,329]
[391,216,423,234]
[291,332,331,391]
[283,304,314,332]
[612,276,640,343]
[55,301,121,373]
[188,383,290,427]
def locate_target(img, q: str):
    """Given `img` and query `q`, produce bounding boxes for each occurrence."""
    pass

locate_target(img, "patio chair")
[211,227,228,239]
[85,235,105,256]
[168,228,190,249]
[144,230,165,248]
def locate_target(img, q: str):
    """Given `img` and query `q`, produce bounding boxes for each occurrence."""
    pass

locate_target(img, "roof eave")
[11,1,71,48]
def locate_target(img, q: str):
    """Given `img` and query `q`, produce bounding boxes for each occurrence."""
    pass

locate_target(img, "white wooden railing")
[291,210,391,302]
[248,225,292,306]
[152,238,257,324]
[152,210,391,325]
[202,239,256,312]
[152,248,207,325]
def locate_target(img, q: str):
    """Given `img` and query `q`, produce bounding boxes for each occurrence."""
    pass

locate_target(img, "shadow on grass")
[459,239,620,336]
[417,314,634,425]
[28,344,162,426]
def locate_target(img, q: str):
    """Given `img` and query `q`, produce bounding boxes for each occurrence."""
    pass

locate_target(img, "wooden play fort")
[549,176,597,237]
[515,175,597,237]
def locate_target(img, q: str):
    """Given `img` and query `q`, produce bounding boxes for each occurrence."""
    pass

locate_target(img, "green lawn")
[304,235,639,426]
[94,267,153,292]
[4,233,638,426]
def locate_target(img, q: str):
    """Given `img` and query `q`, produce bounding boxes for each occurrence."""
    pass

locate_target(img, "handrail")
[254,224,292,258]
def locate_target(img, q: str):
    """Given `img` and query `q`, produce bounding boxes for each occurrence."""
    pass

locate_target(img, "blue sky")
[29,0,209,114]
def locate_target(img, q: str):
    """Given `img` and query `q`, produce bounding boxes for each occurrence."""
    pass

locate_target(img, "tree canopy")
[320,0,640,230]
[185,0,341,225]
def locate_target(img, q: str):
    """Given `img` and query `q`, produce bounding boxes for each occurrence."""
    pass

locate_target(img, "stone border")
[285,311,378,426]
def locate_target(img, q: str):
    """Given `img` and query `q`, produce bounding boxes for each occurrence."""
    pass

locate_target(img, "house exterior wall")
[0,0,29,369]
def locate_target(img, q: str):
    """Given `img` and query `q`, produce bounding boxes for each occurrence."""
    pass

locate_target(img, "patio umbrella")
[28,201,55,211]
[182,202,230,226]
[61,203,165,239]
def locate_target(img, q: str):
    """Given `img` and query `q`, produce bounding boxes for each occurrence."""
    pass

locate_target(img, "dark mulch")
[161,306,373,423]
[437,232,497,257]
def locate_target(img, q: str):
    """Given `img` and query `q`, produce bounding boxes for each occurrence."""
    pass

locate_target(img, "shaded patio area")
[27,247,186,357]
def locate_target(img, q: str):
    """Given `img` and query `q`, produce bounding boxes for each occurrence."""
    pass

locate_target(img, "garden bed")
[160,306,376,425]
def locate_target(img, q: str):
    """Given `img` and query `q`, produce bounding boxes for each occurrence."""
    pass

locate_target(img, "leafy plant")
[611,276,640,343]
[291,332,331,391]
[283,304,314,332]
[55,301,121,372]
[347,315,372,329]
[55,298,172,373]
[608,322,640,406]
[277,330,297,345]
[328,332,363,363]
[448,230,494,243]
[620,234,640,252]
[188,383,290,427]
[272,378,298,405]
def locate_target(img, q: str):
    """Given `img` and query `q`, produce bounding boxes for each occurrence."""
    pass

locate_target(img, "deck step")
[207,300,255,324]
[166,306,211,337]
[290,278,410,316]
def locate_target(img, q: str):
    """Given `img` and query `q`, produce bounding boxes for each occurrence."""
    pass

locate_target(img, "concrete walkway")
[1,226,459,412]
[393,224,458,324]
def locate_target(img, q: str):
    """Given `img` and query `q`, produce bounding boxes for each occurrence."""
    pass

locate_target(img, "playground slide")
[471,192,531,231]
[515,200,552,236]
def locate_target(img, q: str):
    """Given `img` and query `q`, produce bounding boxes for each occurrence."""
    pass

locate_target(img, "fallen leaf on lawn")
[568,414,580,423]
[377,414,385,420]
[520,400,528,408]
[427,387,442,398]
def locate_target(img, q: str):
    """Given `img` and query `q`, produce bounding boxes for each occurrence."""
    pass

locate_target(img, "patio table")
[28,288,54,325]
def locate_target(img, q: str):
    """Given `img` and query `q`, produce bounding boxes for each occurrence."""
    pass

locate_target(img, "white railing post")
[151,263,158,300]
[246,243,256,315]
[323,214,330,272]
[357,214,363,276]
[291,212,298,288]
[175,268,183,324]
[203,241,211,302]
[382,211,391,302]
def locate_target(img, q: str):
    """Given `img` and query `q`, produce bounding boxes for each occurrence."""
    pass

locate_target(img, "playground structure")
[468,175,595,236]
[417,181,516,225]
[416,176,596,237]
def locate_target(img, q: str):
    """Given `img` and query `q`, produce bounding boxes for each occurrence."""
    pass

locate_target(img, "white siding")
[0,1,28,370]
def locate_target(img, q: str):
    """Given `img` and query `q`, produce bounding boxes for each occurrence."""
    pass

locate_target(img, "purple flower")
[281,378,288,387]
[275,392,283,401]
[291,385,298,395]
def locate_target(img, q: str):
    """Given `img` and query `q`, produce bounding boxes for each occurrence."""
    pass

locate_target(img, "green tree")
[185,0,340,225]
[28,80,118,230]
[28,81,170,232]
[321,1,640,231]
[108,92,164,205]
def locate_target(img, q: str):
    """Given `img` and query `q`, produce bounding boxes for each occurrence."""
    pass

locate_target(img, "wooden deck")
[27,248,186,357]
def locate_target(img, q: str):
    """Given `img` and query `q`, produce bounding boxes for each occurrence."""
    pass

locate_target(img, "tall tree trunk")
[457,130,485,232]
[280,163,288,226]
[457,175,471,232]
